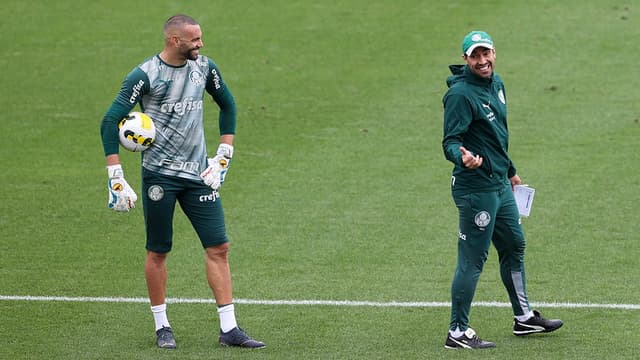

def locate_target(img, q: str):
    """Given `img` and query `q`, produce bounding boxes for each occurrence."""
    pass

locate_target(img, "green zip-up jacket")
[442,64,516,195]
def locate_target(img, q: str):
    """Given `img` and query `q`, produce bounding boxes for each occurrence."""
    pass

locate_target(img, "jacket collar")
[462,65,494,86]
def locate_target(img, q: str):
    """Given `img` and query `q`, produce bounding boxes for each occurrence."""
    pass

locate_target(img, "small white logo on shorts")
[474,211,491,228]
[199,190,220,202]
[148,185,164,201]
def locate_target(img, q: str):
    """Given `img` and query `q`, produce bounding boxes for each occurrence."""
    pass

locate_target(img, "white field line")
[1,295,639,310]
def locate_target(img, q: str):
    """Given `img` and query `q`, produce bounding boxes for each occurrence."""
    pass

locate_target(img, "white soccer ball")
[118,112,156,152]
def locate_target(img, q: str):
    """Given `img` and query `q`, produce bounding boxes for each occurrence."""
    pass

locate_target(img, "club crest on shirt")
[474,211,491,228]
[189,70,204,86]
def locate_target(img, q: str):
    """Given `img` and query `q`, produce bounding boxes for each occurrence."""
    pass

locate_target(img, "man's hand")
[200,143,234,190]
[460,146,483,169]
[107,164,137,212]
[509,174,522,190]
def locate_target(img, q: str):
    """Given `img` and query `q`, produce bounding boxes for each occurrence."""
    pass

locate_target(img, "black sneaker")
[513,310,563,336]
[219,327,266,349]
[155,326,177,349]
[444,328,496,349]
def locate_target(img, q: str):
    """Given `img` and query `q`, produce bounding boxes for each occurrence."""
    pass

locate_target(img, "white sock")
[151,303,171,331]
[449,326,464,337]
[217,304,238,333]
[515,310,534,322]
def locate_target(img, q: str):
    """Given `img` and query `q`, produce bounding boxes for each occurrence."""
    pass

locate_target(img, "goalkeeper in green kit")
[441,31,563,349]
[99,14,264,350]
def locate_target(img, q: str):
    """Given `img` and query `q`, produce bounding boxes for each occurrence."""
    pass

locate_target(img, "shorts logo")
[199,190,220,202]
[474,211,491,228]
[148,185,164,201]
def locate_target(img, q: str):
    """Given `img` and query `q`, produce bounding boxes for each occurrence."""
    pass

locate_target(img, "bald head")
[160,14,203,65]
[163,15,199,40]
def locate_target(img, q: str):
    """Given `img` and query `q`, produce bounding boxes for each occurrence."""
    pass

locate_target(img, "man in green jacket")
[442,30,563,349]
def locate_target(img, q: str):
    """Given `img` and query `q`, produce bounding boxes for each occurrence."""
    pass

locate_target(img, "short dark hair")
[164,14,198,33]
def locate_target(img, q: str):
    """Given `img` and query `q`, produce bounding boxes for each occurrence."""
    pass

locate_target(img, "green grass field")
[1,0,639,359]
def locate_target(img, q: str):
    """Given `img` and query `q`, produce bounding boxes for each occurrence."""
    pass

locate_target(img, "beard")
[182,48,199,61]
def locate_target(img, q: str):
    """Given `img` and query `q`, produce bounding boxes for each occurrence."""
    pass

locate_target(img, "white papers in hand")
[513,185,535,217]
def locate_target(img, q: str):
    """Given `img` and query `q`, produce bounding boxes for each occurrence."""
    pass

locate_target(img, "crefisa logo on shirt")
[129,80,145,104]
[189,70,204,86]
[160,97,203,115]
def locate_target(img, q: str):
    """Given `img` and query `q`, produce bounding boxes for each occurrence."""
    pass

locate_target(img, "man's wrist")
[107,164,123,178]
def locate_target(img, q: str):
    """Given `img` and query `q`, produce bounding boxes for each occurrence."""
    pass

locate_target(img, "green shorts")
[142,168,228,253]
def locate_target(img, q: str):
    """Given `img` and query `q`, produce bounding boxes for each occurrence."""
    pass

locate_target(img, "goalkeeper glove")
[200,143,233,190]
[107,164,137,212]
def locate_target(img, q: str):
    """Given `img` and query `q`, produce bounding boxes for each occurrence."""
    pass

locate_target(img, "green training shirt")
[442,64,516,194]
[100,55,236,181]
